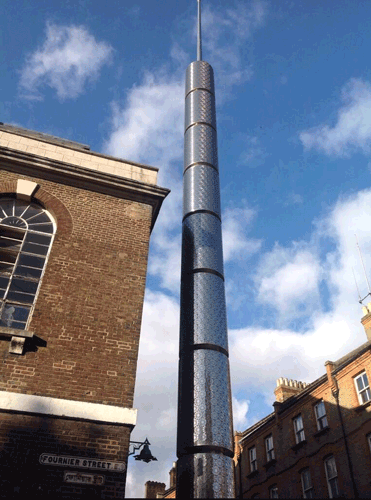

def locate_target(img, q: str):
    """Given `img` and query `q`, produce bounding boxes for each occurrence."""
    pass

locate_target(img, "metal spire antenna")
[197,0,202,61]
[355,234,371,303]
[352,267,362,302]
[176,0,235,497]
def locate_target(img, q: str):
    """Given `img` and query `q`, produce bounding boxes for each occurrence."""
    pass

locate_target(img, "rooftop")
[238,339,371,443]
[0,123,158,185]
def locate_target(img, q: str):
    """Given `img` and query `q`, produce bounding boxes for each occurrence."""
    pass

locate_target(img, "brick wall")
[0,412,130,498]
[0,163,154,498]
[0,169,152,405]
[236,346,371,498]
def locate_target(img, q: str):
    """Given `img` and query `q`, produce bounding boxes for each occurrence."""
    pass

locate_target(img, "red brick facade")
[235,335,371,498]
[0,125,169,498]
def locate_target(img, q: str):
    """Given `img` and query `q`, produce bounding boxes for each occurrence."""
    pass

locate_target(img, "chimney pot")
[274,377,306,402]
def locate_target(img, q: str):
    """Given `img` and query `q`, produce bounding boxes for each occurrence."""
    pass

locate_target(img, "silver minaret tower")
[176,1,235,497]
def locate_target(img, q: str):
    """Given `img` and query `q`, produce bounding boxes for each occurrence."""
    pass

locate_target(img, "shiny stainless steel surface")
[183,165,221,217]
[177,55,235,498]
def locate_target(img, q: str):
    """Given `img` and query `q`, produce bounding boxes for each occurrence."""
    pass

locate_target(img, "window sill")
[263,459,276,470]
[291,439,307,451]
[246,469,259,479]
[0,326,42,355]
[314,426,330,437]
[354,400,371,412]
[0,326,34,339]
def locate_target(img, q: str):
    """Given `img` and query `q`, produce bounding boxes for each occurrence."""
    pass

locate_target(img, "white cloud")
[256,243,322,323]
[138,290,179,361]
[127,290,179,497]
[232,397,250,430]
[19,22,113,100]
[223,207,262,262]
[104,74,184,174]
[300,78,371,157]
[229,188,371,411]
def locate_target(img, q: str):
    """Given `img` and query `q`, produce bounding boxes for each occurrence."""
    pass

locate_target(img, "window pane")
[0,319,26,330]
[14,201,29,217]
[0,252,17,264]
[320,415,328,429]
[0,262,14,274]
[22,242,49,256]
[0,275,8,288]
[0,226,25,241]
[316,401,325,418]
[14,266,43,279]
[302,470,311,489]
[7,291,34,304]
[10,278,38,295]
[269,486,278,498]
[1,217,27,229]
[26,212,50,224]
[361,389,371,404]
[362,373,369,387]
[325,457,337,479]
[25,232,51,246]
[294,416,303,431]
[330,478,339,497]
[28,223,53,234]
[18,254,45,269]
[0,262,13,274]
[0,238,22,252]
[266,436,273,450]
[0,304,30,327]
[21,205,42,220]
[357,376,365,391]
[0,200,14,217]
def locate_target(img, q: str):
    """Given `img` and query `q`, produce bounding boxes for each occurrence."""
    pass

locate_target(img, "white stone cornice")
[0,391,137,427]
[0,145,170,231]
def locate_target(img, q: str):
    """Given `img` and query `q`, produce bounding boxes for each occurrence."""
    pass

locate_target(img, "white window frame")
[249,446,257,472]
[269,484,278,498]
[354,371,371,405]
[324,456,339,498]
[293,414,305,443]
[314,400,328,430]
[265,434,275,462]
[301,468,314,498]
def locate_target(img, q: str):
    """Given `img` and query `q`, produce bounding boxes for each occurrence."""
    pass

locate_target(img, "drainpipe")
[332,374,359,498]
[238,446,243,500]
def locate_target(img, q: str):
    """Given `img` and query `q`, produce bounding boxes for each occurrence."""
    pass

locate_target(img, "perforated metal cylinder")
[182,214,224,275]
[184,125,218,171]
[185,90,216,131]
[183,165,221,217]
[177,59,235,498]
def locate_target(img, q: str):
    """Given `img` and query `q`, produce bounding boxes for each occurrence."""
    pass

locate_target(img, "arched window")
[0,197,56,330]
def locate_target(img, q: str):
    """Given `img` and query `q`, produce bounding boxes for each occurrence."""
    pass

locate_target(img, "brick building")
[145,463,176,498]
[234,308,371,498]
[0,124,169,498]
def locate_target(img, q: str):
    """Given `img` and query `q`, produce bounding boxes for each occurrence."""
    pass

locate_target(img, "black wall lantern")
[129,438,157,463]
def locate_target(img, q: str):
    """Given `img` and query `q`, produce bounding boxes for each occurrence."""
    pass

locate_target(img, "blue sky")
[3,0,371,496]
